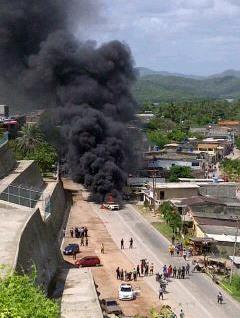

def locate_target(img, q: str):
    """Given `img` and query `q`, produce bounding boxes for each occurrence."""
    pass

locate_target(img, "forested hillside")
[133,74,240,103]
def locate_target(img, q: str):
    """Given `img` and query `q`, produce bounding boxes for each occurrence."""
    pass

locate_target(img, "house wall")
[199,184,238,199]
[156,187,199,200]
[148,159,202,170]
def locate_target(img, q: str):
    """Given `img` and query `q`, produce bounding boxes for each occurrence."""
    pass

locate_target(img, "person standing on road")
[140,262,144,275]
[183,248,187,261]
[145,263,149,276]
[181,266,186,279]
[70,228,74,238]
[120,269,124,280]
[133,268,137,281]
[73,251,77,260]
[168,265,173,277]
[217,292,223,304]
[85,237,88,247]
[80,236,84,246]
[150,263,154,275]
[116,267,120,279]
[177,267,181,279]
[159,286,164,300]
[129,237,133,249]
[186,263,190,275]
[173,266,177,278]
[121,238,124,249]
[100,243,104,254]
[179,309,184,318]
[137,265,140,277]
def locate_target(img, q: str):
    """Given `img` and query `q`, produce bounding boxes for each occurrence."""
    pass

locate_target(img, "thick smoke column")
[0,1,138,202]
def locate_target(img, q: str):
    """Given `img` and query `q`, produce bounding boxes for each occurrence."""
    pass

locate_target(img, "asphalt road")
[93,203,240,318]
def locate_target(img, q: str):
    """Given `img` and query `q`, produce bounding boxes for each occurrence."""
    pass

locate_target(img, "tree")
[17,124,43,154]
[0,271,59,318]
[168,165,193,182]
[147,130,170,149]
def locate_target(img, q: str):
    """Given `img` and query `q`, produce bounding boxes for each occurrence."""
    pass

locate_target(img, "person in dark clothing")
[186,263,190,275]
[217,292,223,304]
[129,237,133,249]
[133,268,137,281]
[120,269,124,280]
[121,238,124,249]
[140,263,144,275]
[177,267,181,279]
[137,265,140,277]
[181,266,186,279]
[73,251,77,260]
[84,227,88,237]
[80,236,84,246]
[116,267,120,280]
[145,263,149,276]
[85,237,88,247]
[75,227,78,238]
[173,266,177,278]
[70,228,74,238]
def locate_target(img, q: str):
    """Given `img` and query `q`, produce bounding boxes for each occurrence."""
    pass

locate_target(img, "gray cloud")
[83,0,240,75]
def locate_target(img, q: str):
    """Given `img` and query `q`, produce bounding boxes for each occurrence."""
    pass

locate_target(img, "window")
[192,161,199,167]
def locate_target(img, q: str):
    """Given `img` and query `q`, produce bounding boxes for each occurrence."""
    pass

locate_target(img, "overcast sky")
[81,0,240,75]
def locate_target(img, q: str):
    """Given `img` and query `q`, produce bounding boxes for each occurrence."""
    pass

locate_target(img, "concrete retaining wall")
[11,161,44,189]
[0,142,16,179]
[15,181,67,289]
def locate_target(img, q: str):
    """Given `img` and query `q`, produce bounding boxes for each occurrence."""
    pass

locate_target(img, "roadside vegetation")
[0,270,60,318]
[221,159,240,181]
[222,275,240,301]
[9,124,58,173]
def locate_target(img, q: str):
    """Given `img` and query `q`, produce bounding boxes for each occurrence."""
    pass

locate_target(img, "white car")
[108,204,119,211]
[118,283,135,301]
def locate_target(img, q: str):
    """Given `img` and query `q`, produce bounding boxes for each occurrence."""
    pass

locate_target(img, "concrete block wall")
[0,142,16,179]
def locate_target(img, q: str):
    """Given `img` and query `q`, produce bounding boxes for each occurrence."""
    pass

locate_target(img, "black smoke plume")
[0,1,138,202]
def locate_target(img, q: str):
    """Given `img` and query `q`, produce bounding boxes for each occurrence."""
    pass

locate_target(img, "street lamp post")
[230,217,239,284]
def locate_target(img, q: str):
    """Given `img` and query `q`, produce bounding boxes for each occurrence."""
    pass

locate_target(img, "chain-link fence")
[0,183,51,217]
[0,132,8,147]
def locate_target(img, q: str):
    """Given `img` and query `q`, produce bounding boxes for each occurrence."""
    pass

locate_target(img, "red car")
[75,256,100,267]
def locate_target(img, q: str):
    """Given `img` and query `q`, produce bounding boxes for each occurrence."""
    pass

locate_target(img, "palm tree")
[17,124,43,153]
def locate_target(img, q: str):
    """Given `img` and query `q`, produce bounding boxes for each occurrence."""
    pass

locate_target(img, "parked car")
[118,283,135,301]
[63,243,79,255]
[101,298,122,315]
[75,256,100,267]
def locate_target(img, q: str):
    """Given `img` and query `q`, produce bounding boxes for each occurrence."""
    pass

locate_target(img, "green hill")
[133,74,240,103]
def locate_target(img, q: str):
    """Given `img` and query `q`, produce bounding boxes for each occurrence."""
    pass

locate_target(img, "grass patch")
[221,275,240,302]
[152,222,175,242]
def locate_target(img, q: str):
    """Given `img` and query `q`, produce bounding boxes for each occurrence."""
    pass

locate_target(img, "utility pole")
[230,216,239,284]
[152,170,156,215]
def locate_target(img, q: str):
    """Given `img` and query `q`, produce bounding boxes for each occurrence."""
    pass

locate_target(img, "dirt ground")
[62,180,160,317]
